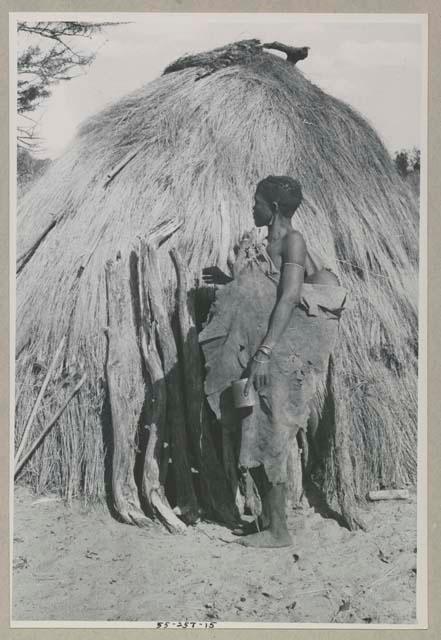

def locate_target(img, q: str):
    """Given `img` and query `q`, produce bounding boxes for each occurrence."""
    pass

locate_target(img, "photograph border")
[1,1,438,638]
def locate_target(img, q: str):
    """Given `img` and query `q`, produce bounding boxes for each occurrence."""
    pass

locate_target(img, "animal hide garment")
[199,243,347,484]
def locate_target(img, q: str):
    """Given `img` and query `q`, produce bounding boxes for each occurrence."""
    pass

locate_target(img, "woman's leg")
[232,466,270,535]
[235,471,293,547]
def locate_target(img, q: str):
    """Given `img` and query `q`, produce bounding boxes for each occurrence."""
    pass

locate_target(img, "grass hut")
[15,40,419,530]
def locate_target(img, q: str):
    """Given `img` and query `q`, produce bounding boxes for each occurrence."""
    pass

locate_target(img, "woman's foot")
[231,480,291,547]
[234,529,293,548]
[231,517,269,536]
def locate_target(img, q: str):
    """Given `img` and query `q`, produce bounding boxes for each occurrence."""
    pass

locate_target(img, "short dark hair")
[256,175,303,217]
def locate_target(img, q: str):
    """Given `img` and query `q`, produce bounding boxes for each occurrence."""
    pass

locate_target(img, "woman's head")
[253,176,303,227]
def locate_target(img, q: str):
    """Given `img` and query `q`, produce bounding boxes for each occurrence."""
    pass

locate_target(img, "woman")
[200,176,346,547]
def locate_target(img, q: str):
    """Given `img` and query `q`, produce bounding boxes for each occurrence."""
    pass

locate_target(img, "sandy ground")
[12,485,417,625]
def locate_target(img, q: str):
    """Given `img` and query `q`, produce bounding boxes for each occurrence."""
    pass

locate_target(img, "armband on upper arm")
[283,262,305,271]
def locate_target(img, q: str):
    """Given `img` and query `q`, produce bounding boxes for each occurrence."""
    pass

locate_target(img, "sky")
[16,13,426,159]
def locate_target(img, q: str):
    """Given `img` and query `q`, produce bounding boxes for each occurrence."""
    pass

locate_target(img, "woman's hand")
[202,266,233,286]
[244,353,270,396]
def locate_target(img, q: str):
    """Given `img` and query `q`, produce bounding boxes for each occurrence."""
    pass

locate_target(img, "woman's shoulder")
[286,228,305,240]
[282,229,307,261]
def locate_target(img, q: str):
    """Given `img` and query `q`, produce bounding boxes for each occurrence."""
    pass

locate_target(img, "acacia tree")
[394,147,421,176]
[17,21,121,148]
[394,150,409,178]
[410,148,420,172]
[393,147,421,197]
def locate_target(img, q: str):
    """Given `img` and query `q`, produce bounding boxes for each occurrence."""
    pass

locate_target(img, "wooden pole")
[143,244,199,523]
[368,489,410,501]
[14,336,66,468]
[105,255,151,528]
[328,354,366,531]
[15,374,86,478]
[262,41,309,64]
[286,440,304,508]
[145,426,186,533]
[137,240,186,533]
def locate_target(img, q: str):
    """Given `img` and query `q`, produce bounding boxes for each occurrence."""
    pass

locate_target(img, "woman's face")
[253,191,274,227]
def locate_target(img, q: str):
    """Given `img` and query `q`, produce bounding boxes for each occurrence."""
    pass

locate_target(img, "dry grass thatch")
[15,40,419,502]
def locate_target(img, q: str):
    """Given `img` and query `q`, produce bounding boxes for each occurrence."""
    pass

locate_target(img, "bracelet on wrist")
[258,344,273,355]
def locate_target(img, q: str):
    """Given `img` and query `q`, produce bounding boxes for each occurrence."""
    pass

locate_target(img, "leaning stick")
[103,143,145,188]
[150,491,187,534]
[144,425,186,534]
[14,336,66,468]
[15,373,86,478]
[16,218,57,275]
[144,243,198,521]
[137,241,185,533]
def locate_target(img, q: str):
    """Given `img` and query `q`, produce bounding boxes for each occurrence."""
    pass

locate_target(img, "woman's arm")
[245,232,306,394]
[261,231,306,349]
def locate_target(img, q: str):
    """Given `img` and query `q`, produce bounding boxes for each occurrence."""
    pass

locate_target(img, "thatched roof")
[16,40,419,500]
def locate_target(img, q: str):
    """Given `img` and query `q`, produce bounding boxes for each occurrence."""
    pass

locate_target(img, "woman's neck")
[266,220,320,277]
[267,216,291,243]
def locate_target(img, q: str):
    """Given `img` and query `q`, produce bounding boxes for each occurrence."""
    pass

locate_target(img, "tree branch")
[16,20,123,147]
